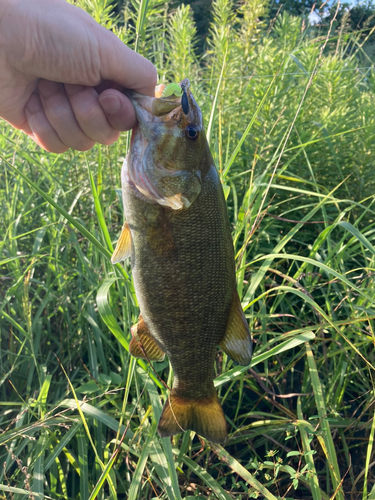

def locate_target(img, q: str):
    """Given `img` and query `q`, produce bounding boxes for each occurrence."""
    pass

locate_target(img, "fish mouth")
[124,79,196,138]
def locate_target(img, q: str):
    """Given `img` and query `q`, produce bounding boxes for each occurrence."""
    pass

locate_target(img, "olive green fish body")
[124,162,234,400]
[112,80,252,443]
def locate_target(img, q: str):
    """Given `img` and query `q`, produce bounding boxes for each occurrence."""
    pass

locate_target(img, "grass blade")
[31,432,48,497]
[86,159,113,252]
[363,400,375,499]
[210,444,278,500]
[128,420,157,500]
[206,45,227,146]
[214,331,315,387]
[181,454,233,500]
[60,399,134,439]
[0,485,45,498]
[138,367,182,500]
[297,397,321,500]
[338,220,375,257]
[305,342,344,500]
[44,423,82,472]
[2,155,112,260]
[222,73,278,177]
[77,425,89,500]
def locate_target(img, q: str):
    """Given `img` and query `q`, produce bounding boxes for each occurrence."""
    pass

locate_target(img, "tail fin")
[157,393,227,443]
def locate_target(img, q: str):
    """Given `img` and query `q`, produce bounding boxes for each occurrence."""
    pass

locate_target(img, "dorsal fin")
[111,222,132,264]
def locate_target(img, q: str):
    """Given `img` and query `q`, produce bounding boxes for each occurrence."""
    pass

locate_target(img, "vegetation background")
[1,0,375,498]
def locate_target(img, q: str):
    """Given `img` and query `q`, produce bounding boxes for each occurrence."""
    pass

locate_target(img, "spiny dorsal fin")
[111,222,131,264]
[129,317,165,362]
[219,291,252,366]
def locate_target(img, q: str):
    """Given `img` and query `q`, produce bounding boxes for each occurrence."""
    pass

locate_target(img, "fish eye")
[185,125,199,141]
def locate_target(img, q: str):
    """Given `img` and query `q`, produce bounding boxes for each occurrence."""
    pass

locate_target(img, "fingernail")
[100,95,122,114]
[25,94,42,114]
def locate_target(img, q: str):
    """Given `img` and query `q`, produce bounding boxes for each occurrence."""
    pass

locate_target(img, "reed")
[1,0,375,498]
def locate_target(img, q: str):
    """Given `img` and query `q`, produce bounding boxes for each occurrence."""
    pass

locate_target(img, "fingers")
[38,80,95,151]
[0,0,157,154]
[98,89,137,131]
[23,79,135,153]
[25,94,69,153]
[64,84,120,145]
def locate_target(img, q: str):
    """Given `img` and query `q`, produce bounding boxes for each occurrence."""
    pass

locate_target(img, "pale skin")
[0,0,157,153]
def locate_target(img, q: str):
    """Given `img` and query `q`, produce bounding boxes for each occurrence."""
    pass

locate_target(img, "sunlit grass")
[1,0,375,498]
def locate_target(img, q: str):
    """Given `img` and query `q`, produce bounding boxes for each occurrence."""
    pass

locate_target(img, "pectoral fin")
[219,292,252,366]
[111,222,132,264]
[129,317,165,362]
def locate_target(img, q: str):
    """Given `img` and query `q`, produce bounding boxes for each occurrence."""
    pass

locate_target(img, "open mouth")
[151,96,182,117]
[124,89,182,123]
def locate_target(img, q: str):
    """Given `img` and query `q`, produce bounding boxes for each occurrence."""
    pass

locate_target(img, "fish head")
[125,79,211,210]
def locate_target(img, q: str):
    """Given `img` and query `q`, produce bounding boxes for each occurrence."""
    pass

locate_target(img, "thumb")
[98,31,157,97]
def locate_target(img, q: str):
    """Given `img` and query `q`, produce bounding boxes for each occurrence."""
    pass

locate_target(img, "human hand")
[0,0,157,153]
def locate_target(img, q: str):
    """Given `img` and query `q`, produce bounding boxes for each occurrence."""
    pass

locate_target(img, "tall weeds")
[1,1,375,499]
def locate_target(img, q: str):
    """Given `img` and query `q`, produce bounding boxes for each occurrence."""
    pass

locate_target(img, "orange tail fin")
[157,393,227,443]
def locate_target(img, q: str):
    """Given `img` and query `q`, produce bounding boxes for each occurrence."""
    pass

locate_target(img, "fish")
[111,79,252,443]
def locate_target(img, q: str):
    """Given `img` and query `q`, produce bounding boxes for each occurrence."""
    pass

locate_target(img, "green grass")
[1,0,375,498]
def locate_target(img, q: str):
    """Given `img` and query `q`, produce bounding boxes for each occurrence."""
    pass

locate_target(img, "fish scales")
[112,79,253,443]
[125,165,234,399]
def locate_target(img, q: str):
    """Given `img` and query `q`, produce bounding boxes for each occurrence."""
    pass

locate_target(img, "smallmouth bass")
[112,79,252,443]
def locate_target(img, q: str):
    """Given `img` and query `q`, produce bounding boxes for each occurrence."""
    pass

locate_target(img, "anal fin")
[219,291,252,366]
[111,222,132,264]
[129,317,165,362]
